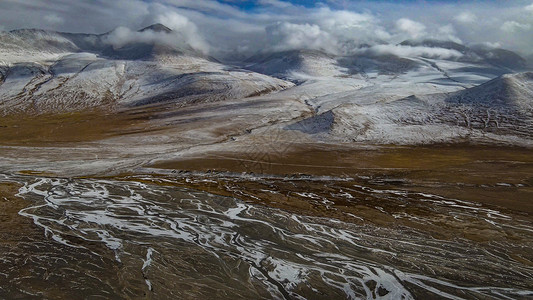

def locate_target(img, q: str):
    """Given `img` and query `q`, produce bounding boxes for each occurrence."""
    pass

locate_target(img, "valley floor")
[1,105,533,299]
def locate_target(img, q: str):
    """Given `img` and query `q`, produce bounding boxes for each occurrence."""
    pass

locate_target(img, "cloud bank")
[359,45,464,60]
[0,0,532,59]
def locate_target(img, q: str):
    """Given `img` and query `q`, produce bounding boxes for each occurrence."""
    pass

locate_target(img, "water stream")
[1,174,532,299]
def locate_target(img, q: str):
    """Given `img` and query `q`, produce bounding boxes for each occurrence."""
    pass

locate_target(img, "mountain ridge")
[0,25,532,147]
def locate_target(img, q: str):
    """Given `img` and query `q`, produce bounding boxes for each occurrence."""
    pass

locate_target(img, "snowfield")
[0,24,532,161]
[286,72,533,146]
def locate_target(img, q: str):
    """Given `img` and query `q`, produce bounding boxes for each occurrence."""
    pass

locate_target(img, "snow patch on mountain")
[287,72,533,146]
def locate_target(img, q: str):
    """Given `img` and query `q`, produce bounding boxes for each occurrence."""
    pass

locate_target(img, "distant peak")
[139,24,172,33]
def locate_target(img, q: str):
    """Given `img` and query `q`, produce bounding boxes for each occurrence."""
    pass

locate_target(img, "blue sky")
[220,0,324,9]
[219,0,480,10]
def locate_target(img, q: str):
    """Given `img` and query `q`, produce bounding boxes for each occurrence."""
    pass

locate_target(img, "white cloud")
[317,8,390,43]
[501,21,531,32]
[526,3,533,12]
[360,44,464,59]
[104,26,163,49]
[265,22,339,54]
[479,41,502,49]
[257,0,293,9]
[437,24,462,43]
[44,14,64,25]
[155,12,209,53]
[396,18,426,39]
[103,12,209,54]
[454,12,477,23]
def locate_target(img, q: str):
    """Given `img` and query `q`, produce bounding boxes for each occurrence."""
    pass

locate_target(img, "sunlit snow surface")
[3,174,532,299]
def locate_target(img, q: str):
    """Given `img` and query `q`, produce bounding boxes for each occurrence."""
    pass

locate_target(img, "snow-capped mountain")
[0,25,532,147]
[243,40,527,82]
[288,72,533,146]
[399,39,528,70]
[0,25,293,114]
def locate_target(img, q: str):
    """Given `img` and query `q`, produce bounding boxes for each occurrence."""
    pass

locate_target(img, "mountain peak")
[445,71,533,110]
[139,24,172,33]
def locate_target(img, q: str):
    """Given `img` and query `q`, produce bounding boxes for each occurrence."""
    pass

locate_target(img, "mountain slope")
[243,40,527,93]
[1,26,532,147]
[288,72,533,146]
[399,39,528,70]
[0,25,294,114]
[244,50,345,78]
